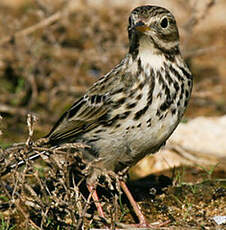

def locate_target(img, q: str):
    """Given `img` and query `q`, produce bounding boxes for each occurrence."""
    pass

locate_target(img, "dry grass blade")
[0,115,125,229]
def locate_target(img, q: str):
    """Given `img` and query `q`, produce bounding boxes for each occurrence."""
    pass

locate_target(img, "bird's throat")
[138,48,165,71]
[135,36,166,71]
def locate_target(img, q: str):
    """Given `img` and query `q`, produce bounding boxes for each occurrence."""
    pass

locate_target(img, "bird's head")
[128,5,180,58]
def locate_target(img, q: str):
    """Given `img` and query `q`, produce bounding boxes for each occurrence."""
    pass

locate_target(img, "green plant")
[174,167,185,186]
[198,163,219,180]
[118,195,130,222]
[0,216,15,230]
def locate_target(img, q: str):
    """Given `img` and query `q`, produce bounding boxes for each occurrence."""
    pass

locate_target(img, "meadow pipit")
[2,5,193,227]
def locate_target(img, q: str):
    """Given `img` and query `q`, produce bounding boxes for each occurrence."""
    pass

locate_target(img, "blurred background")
[0,0,225,176]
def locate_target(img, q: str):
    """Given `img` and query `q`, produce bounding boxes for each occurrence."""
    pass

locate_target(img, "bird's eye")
[160,17,168,28]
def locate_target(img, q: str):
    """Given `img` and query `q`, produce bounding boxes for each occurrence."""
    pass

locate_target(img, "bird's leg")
[119,180,149,227]
[119,180,171,228]
[87,184,105,219]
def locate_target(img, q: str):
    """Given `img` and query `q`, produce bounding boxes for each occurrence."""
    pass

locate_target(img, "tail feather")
[1,150,49,177]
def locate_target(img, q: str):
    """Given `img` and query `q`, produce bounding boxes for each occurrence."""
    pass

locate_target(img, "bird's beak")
[134,21,150,33]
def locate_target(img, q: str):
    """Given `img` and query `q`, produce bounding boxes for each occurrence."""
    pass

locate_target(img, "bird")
[1,5,192,228]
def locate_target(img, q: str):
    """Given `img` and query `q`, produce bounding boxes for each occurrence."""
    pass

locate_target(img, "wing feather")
[46,58,128,145]
[47,94,110,144]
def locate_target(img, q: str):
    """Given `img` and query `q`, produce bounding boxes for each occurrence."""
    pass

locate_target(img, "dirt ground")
[0,1,225,229]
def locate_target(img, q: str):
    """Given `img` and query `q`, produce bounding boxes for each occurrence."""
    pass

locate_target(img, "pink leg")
[87,184,105,219]
[120,180,148,227]
[119,180,171,228]
[87,181,170,228]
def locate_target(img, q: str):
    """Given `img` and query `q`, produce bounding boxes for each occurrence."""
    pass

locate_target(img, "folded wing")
[47,94,110,144]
